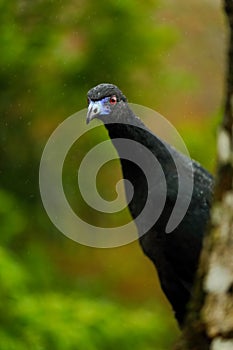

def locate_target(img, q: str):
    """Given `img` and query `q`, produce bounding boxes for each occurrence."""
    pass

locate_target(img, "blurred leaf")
[0,189,26,244]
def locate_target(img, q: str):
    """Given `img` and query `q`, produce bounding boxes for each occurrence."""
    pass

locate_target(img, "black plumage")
[86,83,213,325]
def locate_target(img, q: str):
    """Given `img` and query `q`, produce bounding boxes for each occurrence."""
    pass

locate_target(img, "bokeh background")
[0,0,226,349]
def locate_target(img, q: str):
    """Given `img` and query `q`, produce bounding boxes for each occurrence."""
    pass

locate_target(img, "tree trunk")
[175,1,233,349]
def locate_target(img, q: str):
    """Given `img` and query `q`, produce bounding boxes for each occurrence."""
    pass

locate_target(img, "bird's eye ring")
[109,96,117,105]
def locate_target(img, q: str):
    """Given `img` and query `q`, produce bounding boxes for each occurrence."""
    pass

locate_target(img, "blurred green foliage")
[0,250,175,350]
[0,0,222,349]
[0,189,177,349]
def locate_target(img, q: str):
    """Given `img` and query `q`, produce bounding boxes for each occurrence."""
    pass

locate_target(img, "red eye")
[109,95,117,105]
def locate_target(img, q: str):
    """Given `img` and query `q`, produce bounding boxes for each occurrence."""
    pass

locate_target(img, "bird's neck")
[104,108,168,162]
[104,107,149,144]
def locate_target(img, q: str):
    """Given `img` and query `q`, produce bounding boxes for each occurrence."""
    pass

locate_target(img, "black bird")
[86,83,213,326]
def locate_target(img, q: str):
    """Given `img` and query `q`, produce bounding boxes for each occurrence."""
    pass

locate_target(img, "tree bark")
[175,1,233,349]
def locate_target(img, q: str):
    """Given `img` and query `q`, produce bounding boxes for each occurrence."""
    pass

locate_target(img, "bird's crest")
[87,83,127,102]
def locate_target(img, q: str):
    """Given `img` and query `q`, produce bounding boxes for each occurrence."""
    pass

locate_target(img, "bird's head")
[86,83,127,124]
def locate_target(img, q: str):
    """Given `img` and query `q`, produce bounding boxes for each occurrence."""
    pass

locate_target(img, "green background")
[0,1,224,349]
